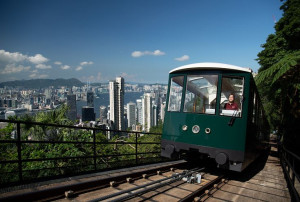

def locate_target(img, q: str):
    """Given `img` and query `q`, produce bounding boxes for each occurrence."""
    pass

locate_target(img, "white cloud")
[76,66,83,71]
[29,73,48,78]
[119,72,136,80]
[0,50,27,63]
[131,50,165,57]
[153,50,165,56]
[29,73,37,78]
[28,54,49,64]
[36,64,52,69]
[1,64,31,74]
[175,55,190,61]
[131,51,143,57]
[54,61,62,65]
[61,65,70,70]
[80,61,93,66]
[80,72,103,82]
[0,50,49,65]
[39,74,48,78]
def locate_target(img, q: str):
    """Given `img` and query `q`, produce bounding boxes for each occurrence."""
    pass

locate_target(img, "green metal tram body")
[161,63,269,172]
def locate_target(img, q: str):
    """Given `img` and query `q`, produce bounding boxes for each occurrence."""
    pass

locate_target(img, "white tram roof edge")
[169,62,253,74]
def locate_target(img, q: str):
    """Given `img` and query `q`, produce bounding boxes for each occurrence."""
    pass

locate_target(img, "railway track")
[0,160,227,201]
[54,165,226,201]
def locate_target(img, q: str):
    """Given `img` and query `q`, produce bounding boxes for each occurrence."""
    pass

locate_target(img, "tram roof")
[169,62,252,73]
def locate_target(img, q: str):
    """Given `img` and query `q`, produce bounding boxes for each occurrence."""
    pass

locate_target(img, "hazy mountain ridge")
[0,78,84,88]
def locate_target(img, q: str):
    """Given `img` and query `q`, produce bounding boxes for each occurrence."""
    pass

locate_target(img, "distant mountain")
[0,78,84,88]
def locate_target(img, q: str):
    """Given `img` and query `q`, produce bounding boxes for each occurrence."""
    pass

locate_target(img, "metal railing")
[279,145,300,202]
[0,119,162,186]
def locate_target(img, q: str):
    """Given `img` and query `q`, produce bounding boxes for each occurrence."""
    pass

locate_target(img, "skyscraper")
[109,76,124,130]
[136,99,142,124]
[87,91,94,107]
[127,102,136,129]
[82,106,95,122]
[67,94,77,121]
[99,105,107,122]
[142,93,153,132]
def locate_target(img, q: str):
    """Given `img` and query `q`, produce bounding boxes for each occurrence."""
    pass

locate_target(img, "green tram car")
[161,63,270,172]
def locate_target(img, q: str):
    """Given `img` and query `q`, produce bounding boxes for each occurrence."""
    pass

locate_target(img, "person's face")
[229,95,234,103]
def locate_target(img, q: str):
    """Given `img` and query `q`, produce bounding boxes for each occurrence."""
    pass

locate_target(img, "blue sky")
[0,0,283,83]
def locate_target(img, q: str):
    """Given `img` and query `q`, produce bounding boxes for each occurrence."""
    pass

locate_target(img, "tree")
[256,0,300,154]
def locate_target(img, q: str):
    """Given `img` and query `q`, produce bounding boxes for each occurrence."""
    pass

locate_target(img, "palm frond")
[256,51,300,85]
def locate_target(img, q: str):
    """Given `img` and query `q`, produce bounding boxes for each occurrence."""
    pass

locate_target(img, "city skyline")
[0,0,283,84]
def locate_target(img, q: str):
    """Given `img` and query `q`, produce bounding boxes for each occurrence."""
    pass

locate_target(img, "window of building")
[219,76,244,117]
[168,76,184,112]
[183,75,218,114]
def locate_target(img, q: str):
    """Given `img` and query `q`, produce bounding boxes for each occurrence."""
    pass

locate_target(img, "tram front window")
[184,75,218,114]
[219,76,244,117]
[168,76,184,112]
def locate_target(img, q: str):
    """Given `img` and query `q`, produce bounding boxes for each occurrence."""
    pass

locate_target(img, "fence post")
[135,132,138,165]
[93,129,97,171]
[292,158,295,186]
[17,122,23,182]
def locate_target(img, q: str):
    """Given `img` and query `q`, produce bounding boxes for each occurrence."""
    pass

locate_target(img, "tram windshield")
[168,76,184,112]
[184,75,218,114]
[219,76,244,117]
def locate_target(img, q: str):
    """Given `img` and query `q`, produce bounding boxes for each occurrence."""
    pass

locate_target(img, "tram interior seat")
[205,109,215,114]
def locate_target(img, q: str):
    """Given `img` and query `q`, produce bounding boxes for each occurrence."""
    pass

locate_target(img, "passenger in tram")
[224,93,239,110]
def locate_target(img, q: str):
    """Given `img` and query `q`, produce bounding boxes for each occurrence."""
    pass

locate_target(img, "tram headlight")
[182,125,188,131]
[192,125,200,134]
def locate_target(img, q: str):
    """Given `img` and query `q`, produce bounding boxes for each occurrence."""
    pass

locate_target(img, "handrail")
[283,145,300,162]
[0,119,162,186]
[279,145,300,202]
[0,119,161,135]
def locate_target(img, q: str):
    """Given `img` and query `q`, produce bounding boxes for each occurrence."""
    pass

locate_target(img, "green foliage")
[0,105,163,184]
[275,0,300,50]
[256,51,300,85]
[256,0,300,154]
[149,120,163,134]
[0,123,14,139]
[257,34,288,72]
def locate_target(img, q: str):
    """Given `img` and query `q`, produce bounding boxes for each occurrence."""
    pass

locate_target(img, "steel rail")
[89,167,205,202]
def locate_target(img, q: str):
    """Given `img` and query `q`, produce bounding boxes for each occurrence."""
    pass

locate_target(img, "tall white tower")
[136,99,143,124]
[109,77,124,131]
[142,93,153,132]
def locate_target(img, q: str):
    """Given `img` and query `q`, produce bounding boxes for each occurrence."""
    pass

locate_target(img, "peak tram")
[161,63,270,172]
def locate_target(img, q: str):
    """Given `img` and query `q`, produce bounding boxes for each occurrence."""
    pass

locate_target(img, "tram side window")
[168,76,184,112]
[184,75,218,114]
[219,76,244,117]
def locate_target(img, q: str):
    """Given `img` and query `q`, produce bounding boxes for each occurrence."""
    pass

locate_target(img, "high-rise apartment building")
[99,105,107,122]
[127,102,136,129]
[142,93,153,132]
[87,91,94,107]
[67,94,77,121]
[109,77,124,130]
[136,99,142,124]
[82,106,95,122]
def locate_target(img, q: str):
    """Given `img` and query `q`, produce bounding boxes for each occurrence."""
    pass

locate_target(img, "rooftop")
[170,62,253,74]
